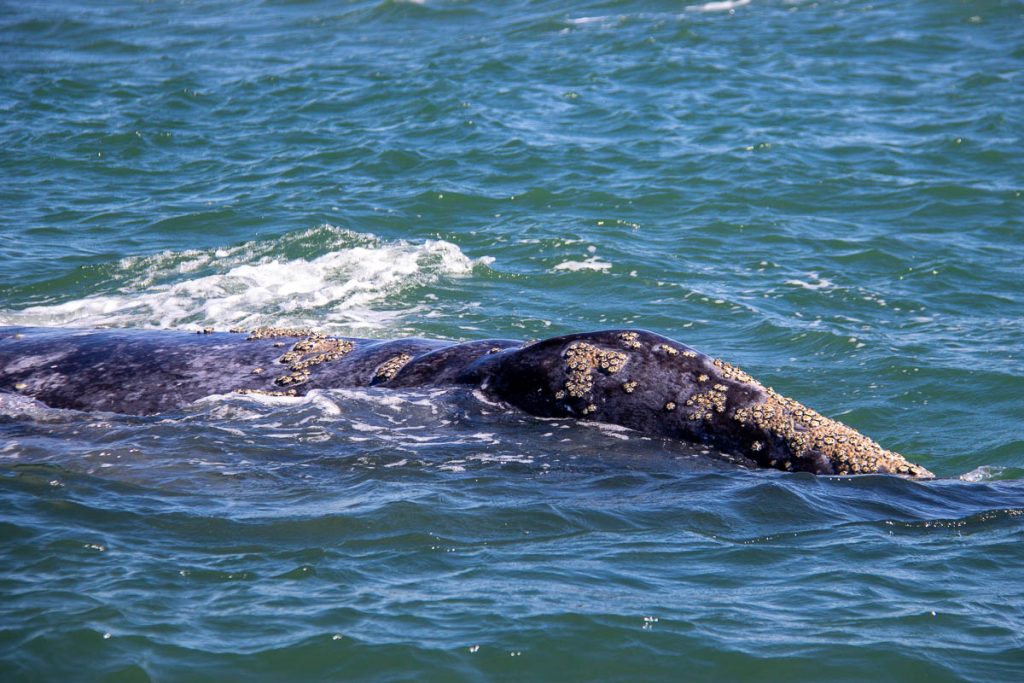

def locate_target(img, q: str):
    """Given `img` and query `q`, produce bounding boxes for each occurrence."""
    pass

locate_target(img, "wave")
[0,226,492,333]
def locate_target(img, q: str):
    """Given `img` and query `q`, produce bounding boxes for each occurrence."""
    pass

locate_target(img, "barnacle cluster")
[657,343,678,356]
[712,358,755,384]
[733,389,926,476]
[276,335,354,386]
[246,328,354,388]
[685,384,728,421]
[622,380,638,394]
[374,354,413,382]
[247,327,315,341]
[618,332,643,349]
[563,342,627,398]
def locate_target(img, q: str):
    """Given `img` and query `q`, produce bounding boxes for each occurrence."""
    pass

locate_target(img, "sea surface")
[1,1,1023,680]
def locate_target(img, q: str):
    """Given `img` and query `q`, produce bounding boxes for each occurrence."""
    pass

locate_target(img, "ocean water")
[1,0,1023,680]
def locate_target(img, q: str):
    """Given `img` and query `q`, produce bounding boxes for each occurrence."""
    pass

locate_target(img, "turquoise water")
[2,0,1023,680]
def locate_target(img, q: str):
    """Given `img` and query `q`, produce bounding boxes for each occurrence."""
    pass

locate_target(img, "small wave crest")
[686,0,751,13]
[0,226,490,332]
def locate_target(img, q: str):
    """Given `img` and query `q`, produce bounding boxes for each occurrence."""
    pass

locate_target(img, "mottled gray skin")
[0,326,931,477]
[0,327,518,415]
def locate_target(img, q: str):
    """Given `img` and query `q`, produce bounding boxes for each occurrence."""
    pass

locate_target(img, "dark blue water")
[2,1,1023,680]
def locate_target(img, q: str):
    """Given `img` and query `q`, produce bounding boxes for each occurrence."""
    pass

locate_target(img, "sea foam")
[0,226,489,333]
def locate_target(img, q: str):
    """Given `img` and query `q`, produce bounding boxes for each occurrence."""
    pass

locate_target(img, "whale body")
[0,326,932,478]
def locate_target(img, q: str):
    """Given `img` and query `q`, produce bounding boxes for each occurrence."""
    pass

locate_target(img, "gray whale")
[0,326,932,478]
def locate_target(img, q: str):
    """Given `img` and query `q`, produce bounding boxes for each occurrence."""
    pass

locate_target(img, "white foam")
[784,273,834,291]
[552,257,613,272]
[686,0,751,12]
[0,392,61,421]
[960,466,1006,482]
[568,15,613,26]
[0,226,489,332]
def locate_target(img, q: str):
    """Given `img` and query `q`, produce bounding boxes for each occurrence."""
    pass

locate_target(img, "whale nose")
[910,465,935,480]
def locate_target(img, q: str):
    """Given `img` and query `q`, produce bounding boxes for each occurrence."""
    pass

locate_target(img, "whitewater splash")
[0,226,491,332]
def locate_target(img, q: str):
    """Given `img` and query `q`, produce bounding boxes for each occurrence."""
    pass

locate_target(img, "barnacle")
[375,354,413,382]
[247,328,354,388]
[563,342,628,398]
[733,387,926,475]
[618,332,642,349]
